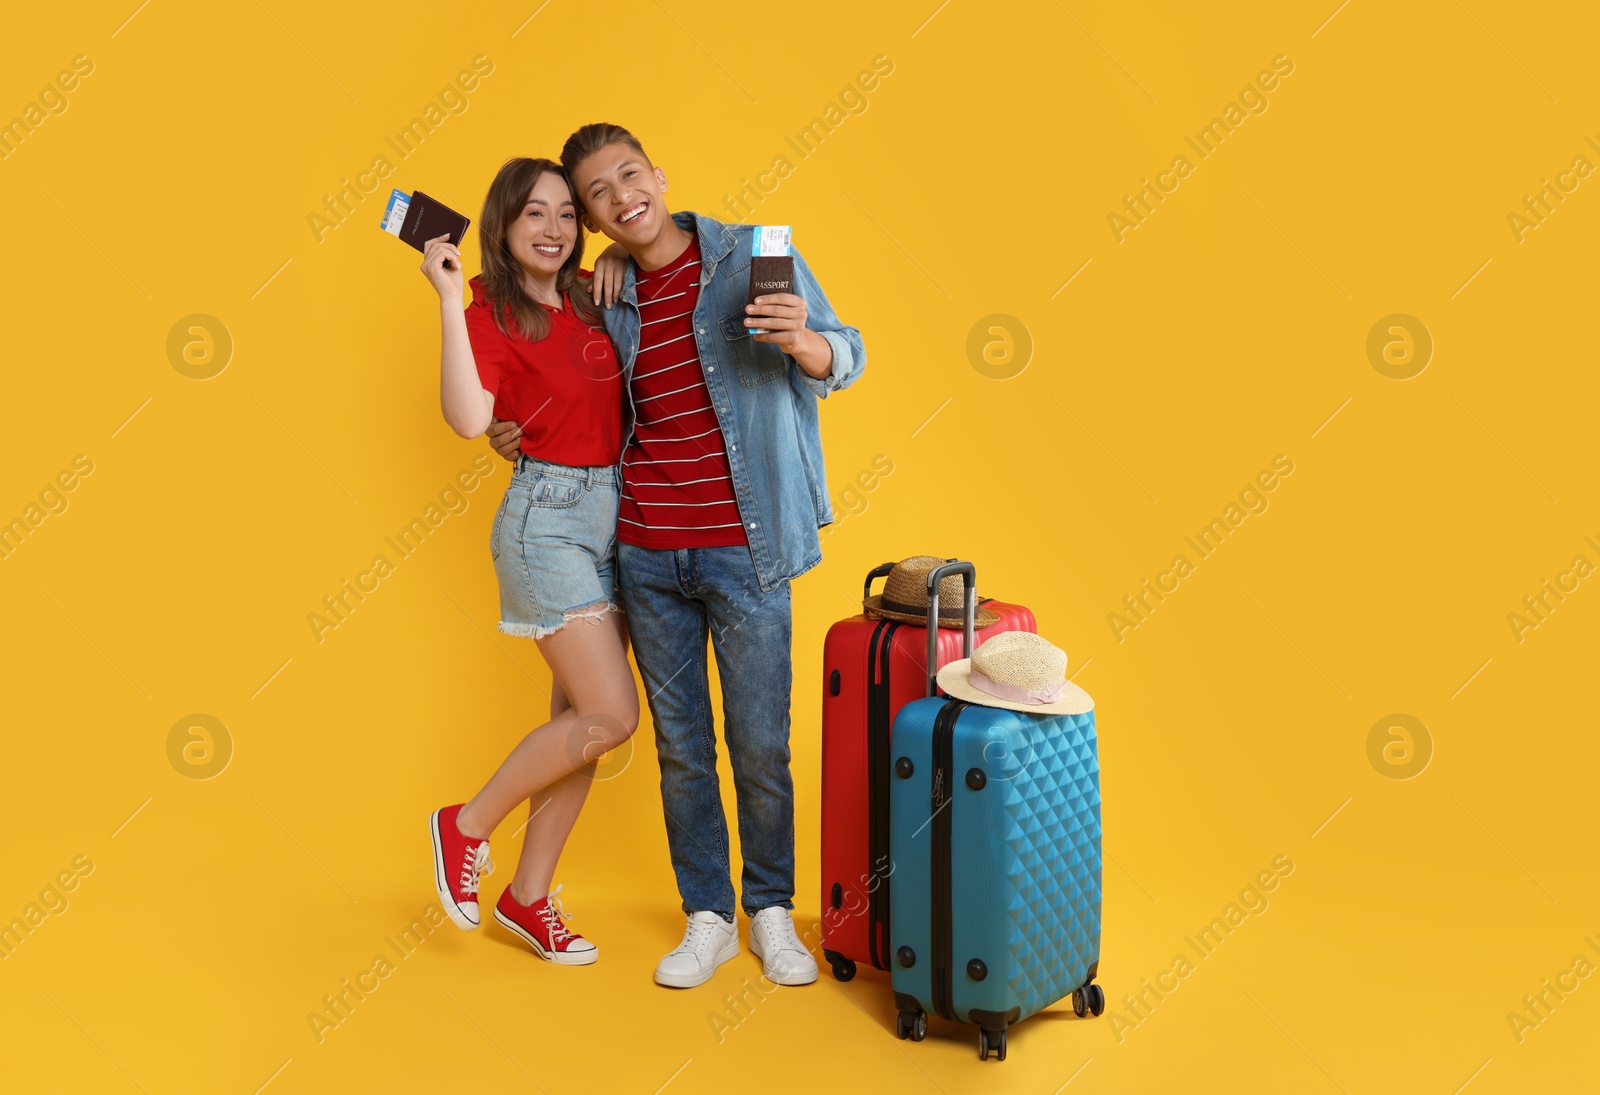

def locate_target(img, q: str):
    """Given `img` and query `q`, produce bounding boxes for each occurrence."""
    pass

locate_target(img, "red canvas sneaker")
[494,884,598,965]
[430,804,493,930]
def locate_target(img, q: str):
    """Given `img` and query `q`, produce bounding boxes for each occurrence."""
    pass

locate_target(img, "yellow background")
[3,1,1597,1091]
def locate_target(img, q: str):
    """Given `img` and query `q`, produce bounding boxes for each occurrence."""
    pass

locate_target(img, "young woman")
[419,157,638,965]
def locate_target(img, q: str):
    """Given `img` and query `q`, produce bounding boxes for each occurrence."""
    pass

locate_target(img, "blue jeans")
[617,543,795,920]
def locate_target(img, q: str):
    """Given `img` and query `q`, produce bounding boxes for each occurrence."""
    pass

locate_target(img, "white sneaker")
[748,907,818,986]
[654,911,740,988]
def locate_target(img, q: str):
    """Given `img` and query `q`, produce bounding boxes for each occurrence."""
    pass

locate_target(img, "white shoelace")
[540,884,574,944]
[756,911,806,959]
[458,841,493,897]
[538,905,573,944]
[547,883,572,919]
[674,916,725,959]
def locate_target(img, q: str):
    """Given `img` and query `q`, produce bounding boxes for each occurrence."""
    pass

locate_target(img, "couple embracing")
[419,123,864,988]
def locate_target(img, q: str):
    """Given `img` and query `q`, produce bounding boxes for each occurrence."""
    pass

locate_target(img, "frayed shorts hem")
[498,601,624,641]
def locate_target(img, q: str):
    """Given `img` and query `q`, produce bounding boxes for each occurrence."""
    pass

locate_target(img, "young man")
[488,123,865,988]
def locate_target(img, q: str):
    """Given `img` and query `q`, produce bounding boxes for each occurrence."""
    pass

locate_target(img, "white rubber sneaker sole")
[492,906,599,965]
[430,809,479,931]
[654,934,741,988]
[749,932,819,986]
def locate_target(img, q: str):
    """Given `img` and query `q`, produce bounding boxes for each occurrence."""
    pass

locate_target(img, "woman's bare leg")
[456,608,636,843]
[506,611,632,903]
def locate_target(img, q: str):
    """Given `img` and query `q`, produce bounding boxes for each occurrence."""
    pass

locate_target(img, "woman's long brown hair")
[477,157,601,342]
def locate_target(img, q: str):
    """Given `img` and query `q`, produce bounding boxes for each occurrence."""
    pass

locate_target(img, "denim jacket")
[602,211,866,592]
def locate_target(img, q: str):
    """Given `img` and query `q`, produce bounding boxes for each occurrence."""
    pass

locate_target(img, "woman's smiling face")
[505,169,579,278]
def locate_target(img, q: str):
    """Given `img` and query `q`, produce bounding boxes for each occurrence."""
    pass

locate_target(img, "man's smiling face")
[570,141,670,248]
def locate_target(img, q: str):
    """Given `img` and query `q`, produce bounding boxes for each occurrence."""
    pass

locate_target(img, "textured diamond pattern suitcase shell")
[888,697,1102,1050]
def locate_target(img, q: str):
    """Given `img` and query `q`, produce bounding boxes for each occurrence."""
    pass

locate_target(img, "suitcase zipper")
[930,698,966,1021]
[866,619,899,970]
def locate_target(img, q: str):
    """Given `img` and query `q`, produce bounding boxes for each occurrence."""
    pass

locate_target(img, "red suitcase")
[818,560,1037,981]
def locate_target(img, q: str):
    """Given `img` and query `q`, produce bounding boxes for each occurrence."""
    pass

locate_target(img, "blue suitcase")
[888,696,1105,1060]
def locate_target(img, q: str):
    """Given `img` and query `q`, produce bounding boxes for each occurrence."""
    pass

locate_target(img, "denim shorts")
[491,454,623,640]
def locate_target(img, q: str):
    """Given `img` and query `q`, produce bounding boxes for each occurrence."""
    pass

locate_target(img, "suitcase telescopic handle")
[924,560,977,697]
[862,561,898,602]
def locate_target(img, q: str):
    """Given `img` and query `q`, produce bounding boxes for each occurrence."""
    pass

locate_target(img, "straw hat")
[862,556,999,629]
[936,631,1094,715]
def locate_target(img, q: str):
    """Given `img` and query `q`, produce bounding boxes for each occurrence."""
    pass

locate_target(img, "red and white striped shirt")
[617,236,749,549]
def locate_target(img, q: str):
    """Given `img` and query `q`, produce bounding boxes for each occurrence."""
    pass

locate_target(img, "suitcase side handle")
[924,560,977,697]
[863,561,898,603]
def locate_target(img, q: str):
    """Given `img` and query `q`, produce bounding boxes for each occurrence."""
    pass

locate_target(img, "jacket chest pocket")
[719,312,786,387]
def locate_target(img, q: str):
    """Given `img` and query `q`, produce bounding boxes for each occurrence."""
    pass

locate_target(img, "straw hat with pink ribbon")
[936,630,1094,715]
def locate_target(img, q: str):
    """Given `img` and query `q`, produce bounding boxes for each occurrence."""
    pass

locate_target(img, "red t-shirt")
[617,236,749,549]
[465,274,624,467]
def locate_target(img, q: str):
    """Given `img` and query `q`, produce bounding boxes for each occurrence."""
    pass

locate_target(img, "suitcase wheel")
[978,1026,1005,1061]
[825,952,856,982]
[897,1009,927,1041]
[1072,988,1088,1018]
[1087,983,1106,1017]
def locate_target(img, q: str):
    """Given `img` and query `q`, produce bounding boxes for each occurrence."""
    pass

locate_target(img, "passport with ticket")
[381,189,471,269]
[748,225,793,334]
